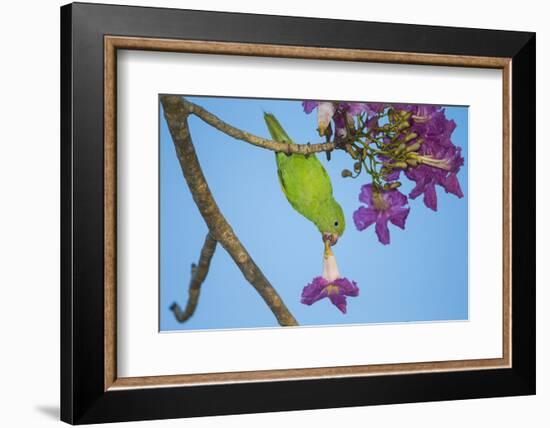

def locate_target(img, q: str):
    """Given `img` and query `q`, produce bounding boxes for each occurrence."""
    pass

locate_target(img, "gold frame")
[104,36,512,391]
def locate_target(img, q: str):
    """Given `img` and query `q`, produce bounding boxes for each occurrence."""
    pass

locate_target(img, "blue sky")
[159,96,468,331]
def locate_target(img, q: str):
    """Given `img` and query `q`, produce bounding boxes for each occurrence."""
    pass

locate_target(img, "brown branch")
[171,96,335,155]
[161,95,298,327]
[170,232,217,323]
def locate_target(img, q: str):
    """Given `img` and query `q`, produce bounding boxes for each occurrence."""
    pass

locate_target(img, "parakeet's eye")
[334,221,339,227]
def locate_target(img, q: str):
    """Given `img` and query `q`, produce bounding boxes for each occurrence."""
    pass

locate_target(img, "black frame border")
[61,2,535,424]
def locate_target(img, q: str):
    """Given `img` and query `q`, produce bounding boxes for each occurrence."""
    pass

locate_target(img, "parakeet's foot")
[285,143,292,157]
[304,142,312,159]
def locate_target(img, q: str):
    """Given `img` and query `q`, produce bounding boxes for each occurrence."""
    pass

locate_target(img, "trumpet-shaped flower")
[301,241,359,314]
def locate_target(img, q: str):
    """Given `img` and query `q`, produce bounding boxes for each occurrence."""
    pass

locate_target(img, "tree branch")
[168,96,335,155]
[161,95,299,327]
[170,232,217,323]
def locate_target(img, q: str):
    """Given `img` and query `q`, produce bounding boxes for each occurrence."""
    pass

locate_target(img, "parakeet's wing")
[276,152,333,217]
[265,111,335,222]
[276,167,288,199]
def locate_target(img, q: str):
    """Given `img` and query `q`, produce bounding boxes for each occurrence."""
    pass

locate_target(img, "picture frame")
[60,2,535,424]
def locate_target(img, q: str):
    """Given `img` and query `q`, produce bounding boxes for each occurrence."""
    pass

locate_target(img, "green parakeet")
[264,112,345,245]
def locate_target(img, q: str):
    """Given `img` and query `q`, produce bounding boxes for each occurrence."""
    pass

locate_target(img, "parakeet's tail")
[264,113,294,145]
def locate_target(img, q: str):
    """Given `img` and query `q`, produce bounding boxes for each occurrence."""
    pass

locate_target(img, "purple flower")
[406,146,464,211]
[402,107,464,211]
[301,277,359,314]
[353,184,410,245]
[301,241,359,313]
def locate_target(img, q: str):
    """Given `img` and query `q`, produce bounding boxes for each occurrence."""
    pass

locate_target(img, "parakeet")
[264,112,345,245]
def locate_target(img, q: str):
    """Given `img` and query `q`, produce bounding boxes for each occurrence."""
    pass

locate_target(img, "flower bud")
[393,161,408,169]
[406,158,418,167]
[399,110,413,120]
[353,162,362,172]
[341,169,352,178]
[395,143,406,154]
[405,142,422,153]
[383,181,402,190]
[403,132,418,143]
[396,121,410,131]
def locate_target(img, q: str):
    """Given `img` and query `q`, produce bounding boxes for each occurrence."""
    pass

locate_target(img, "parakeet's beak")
[322,232,339,246]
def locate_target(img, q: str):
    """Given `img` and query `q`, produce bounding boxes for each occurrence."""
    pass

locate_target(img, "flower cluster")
[302,100,464,245]
[400,104,464,211]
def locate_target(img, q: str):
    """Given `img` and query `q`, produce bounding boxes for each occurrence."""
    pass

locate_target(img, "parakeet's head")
[317,199,345,246]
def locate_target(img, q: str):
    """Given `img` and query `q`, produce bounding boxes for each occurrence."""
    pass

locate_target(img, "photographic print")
[159,95,468,331]
[62,6,534,421]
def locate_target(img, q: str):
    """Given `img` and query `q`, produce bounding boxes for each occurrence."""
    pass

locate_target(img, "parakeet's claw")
[305,142,311,159]
[285,143,292,157]
[322,232,339,246]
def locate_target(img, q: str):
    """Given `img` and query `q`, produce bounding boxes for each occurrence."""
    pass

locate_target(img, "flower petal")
[375,216,390,245]
[389,206,410,230]
[385,168,401,182]
[300,277,329,306]
[302,100,318,114]
[423,183,438,211]
[333,278,360,297]
[328,293,347,314]
[322,251,341,282]
[385,188,408,207]
[317,102,336,136]
[358,183,374,205]
[333,111,347,138]
[406,168,429,200]
[346,102,367,116]
[353,206,377,231]
[443,173,464,198]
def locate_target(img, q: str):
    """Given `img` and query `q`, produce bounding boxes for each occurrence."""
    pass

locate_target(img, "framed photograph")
[61,2,535,424]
